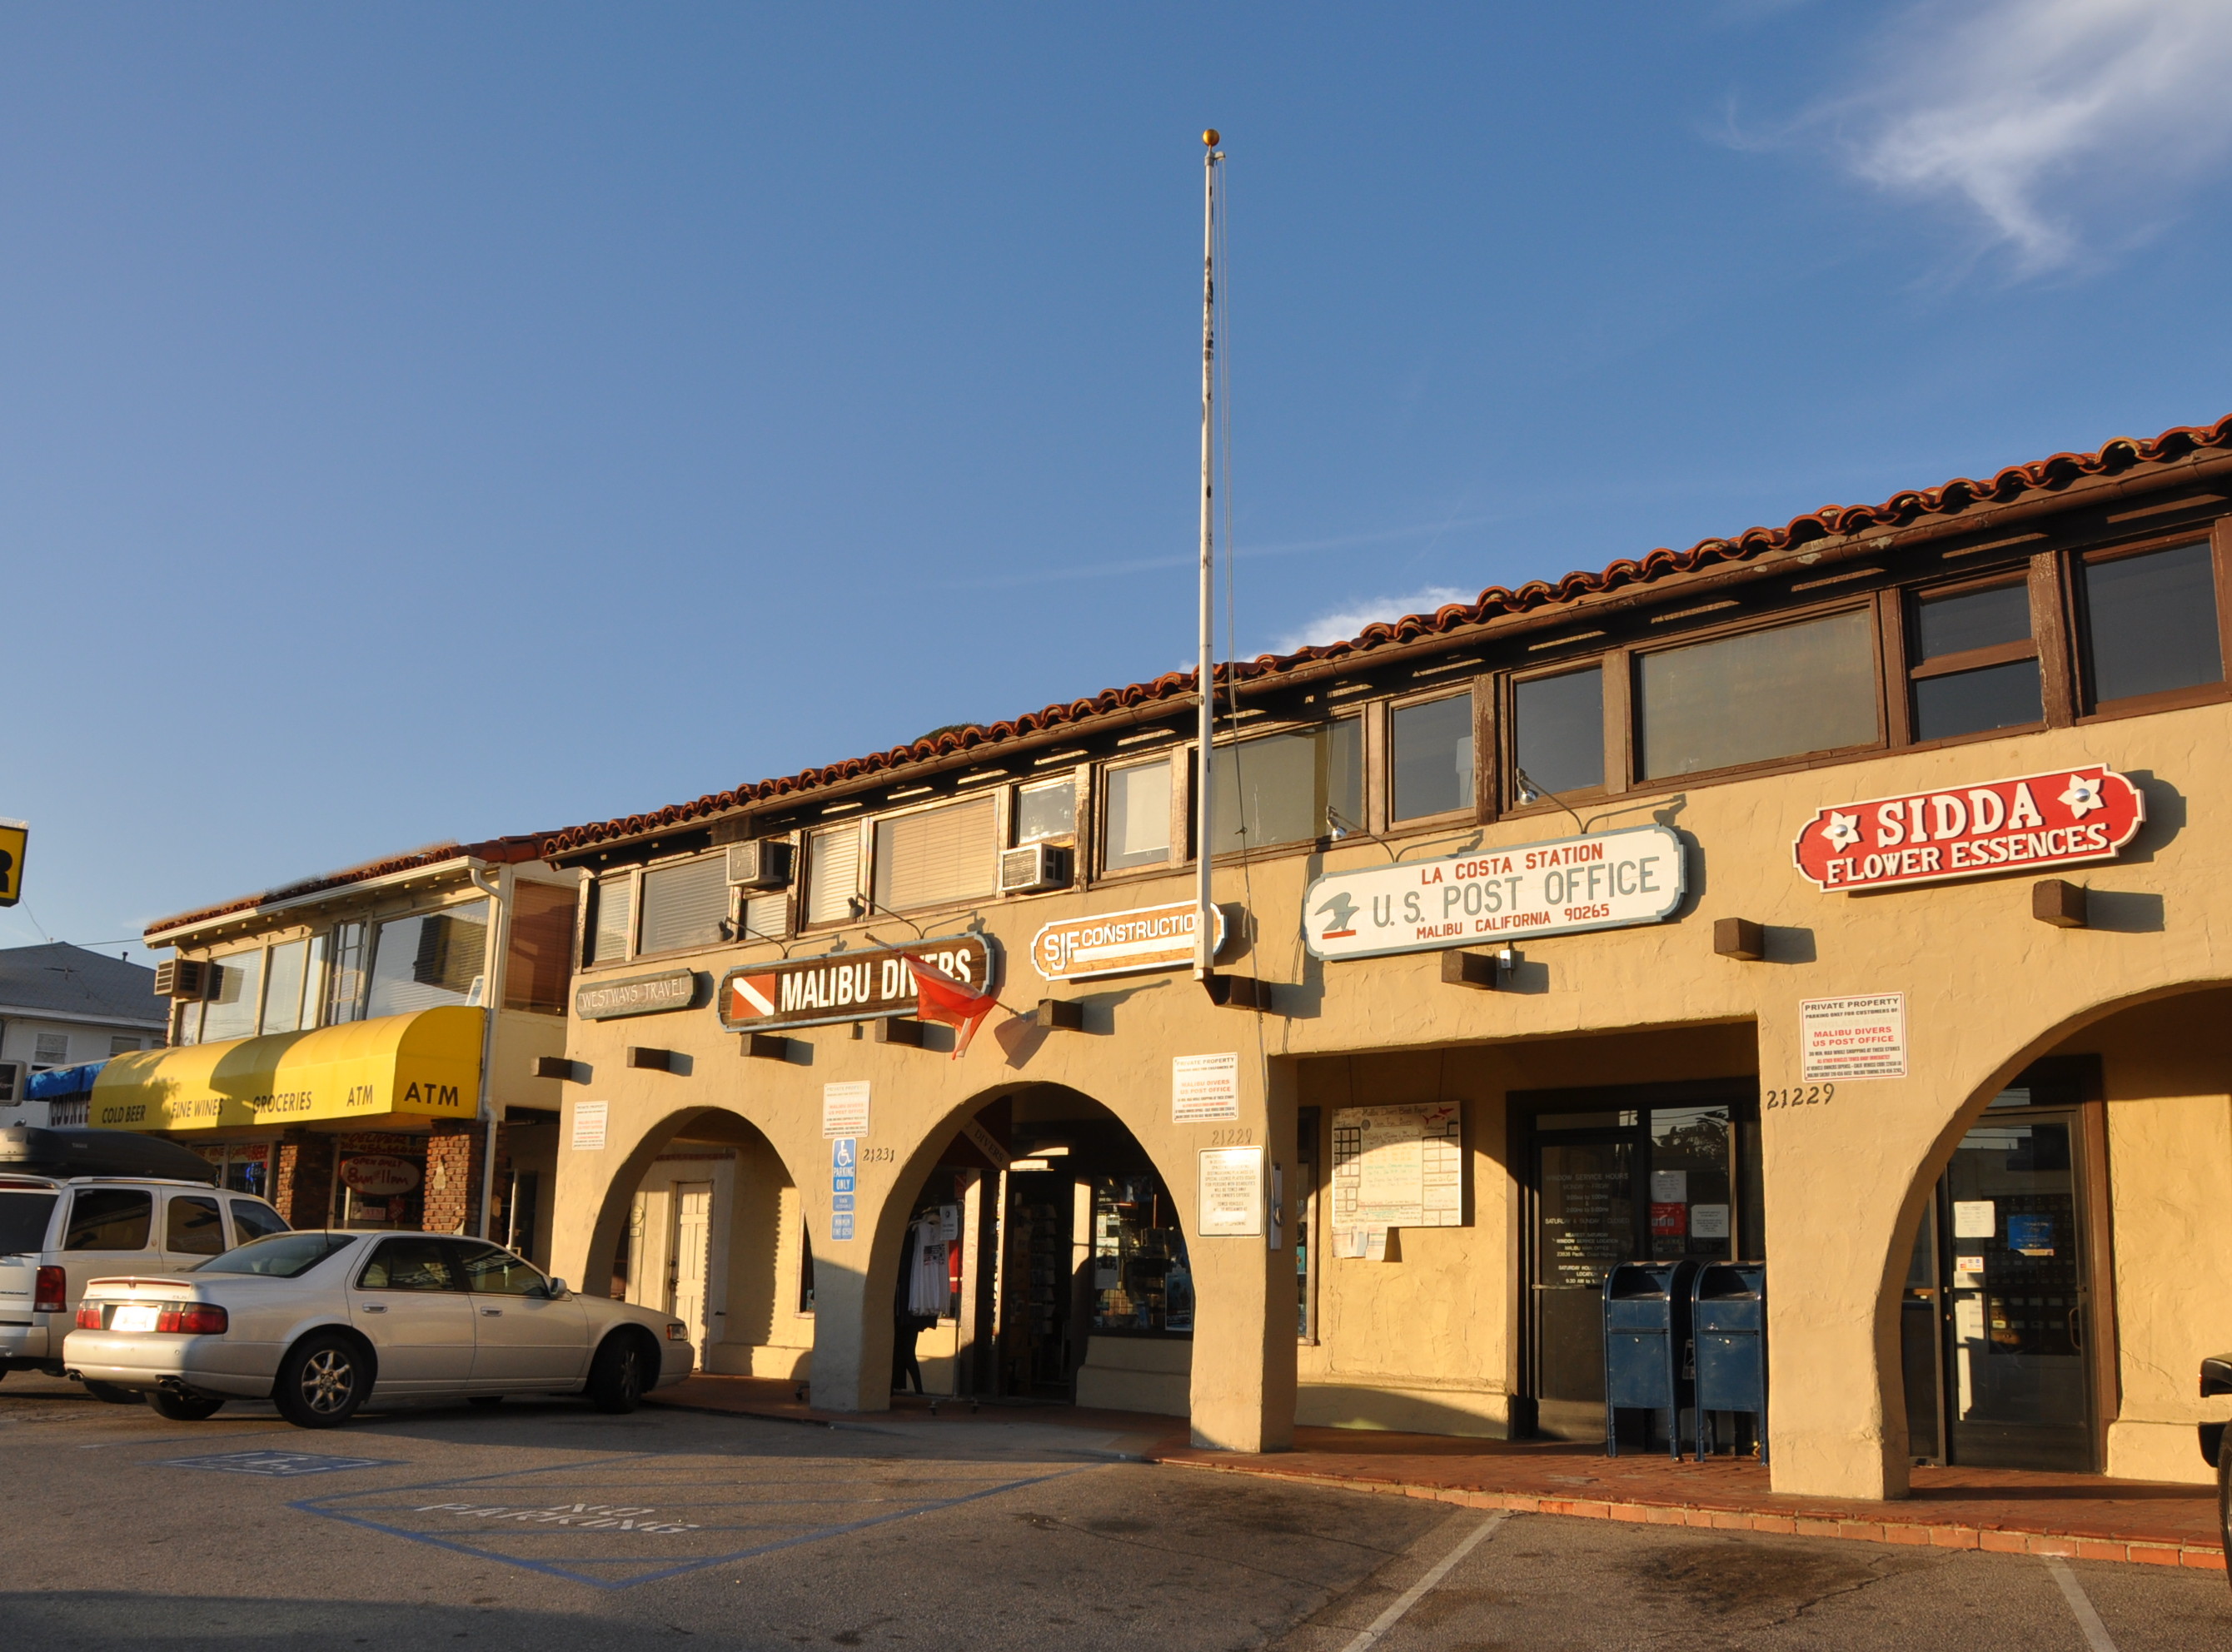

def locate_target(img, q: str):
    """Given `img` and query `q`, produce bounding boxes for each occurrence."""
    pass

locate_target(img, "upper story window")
[1212,719,1362,852]
[505,881,580,1013]
[257,936,326,1036]
[366,900,489,1018]
[1101,758,1173,873]
[1390,694,1475,823]
[1014,777,1076,844]
[326,921,369,1024]
[33,1031,71,1067]
[200,948,265,1043]
[1635,608,1878,781]
[1512,665,1605,803]
[2080,540,2223,707]
[1909,577,2040,742]
[585,874,633,967]
[804,824,862,925]
[638,856,730,956]
[874,796,999,913]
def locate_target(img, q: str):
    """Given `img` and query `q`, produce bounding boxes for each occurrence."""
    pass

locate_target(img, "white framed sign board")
[1198,1146,1263,1237]
[570,1101,609,1152]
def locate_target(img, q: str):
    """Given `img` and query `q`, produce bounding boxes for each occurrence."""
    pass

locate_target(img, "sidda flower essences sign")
[1792,764,2145,893]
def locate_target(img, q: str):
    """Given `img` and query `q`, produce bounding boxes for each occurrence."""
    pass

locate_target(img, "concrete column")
[1185,1055,1298,1453]
[1756,1012,1912,1500]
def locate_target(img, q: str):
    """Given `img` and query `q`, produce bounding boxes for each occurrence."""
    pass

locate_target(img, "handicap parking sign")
[833,1137,856,1171]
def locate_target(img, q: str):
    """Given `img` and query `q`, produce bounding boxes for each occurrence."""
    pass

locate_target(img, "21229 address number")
[1764,1084,1836,1111]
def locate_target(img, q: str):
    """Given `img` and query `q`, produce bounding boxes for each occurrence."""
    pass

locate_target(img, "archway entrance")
[593,1107,805,1383]
[893,1084,1192,1416]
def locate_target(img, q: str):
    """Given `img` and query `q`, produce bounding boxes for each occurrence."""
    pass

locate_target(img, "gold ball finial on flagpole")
[1203,129,1220,147]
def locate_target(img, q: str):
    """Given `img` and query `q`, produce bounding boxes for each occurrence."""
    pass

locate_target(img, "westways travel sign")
[1302,825,1686,962]
[1792,765,2145,893]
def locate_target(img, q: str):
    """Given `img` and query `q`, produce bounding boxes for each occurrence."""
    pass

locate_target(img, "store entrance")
[1520,1084,1761,1442]
[1902,1064,2100,1472]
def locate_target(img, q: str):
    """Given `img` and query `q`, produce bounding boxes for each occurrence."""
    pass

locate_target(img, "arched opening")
[1890,983,2232,1484]
[582,1105,808,1382]
[882,1082,1197,1416]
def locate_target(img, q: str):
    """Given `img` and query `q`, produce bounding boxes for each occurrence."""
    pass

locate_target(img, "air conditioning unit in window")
[725,839,795,891]
[999,843,1071,896]
[153,958,214,1001]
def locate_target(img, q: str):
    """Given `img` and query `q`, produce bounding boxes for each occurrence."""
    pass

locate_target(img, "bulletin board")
[1331,1102,1464,1250]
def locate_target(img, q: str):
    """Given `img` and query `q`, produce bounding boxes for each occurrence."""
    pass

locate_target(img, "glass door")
[1936,1110,2093,1470]
[1531,1131,1638,1436]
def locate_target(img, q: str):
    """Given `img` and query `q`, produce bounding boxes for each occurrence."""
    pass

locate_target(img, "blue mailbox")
[1602,1260,1697,1459]
[1691,1261,1767,1464]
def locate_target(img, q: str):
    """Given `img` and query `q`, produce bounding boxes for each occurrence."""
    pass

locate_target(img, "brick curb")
[1150,1454,2228,1573]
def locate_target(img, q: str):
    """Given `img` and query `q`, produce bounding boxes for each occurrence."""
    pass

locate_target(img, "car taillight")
[35,1266,67,1315]
[156,1303,227,1336]
[76,1302,104,1329]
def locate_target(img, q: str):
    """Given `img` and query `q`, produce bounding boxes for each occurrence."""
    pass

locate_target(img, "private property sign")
[1792,765,2145,894]
[715,936,998,1033]
[1302,824,1686,962]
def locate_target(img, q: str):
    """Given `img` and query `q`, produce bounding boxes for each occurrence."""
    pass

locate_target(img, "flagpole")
[1196,128,1222,983]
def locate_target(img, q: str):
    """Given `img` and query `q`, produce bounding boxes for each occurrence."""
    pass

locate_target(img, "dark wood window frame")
[1500,657,1617,821]
[2067,518,2232,722]
[1384,686,1480,832]
[1891,566,2051,755]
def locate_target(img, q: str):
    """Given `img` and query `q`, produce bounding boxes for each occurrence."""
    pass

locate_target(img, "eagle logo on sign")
[1315,891,1359,939]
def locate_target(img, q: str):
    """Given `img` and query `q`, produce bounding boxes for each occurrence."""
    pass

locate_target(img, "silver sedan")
[62,1230,692,1427]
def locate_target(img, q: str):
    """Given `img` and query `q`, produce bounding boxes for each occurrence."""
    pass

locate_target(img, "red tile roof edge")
[539,412,2232,858]
[146,833,554,942]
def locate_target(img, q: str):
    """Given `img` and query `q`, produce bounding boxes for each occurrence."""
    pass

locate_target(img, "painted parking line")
[1338,1510,1508,1652]
[160,1449,404,1477]
[2041,1555,2120,1652]
[293,1451,1090,1590]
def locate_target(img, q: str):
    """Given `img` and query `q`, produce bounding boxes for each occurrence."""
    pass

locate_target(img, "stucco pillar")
[1756,1011,1911,1500]
[1185,1055,1298,1453]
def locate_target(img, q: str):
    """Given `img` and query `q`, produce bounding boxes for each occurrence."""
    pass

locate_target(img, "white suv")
[0,1172,289,1400]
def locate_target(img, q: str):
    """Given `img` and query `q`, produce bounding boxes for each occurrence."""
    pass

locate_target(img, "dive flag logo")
[729,973,779,1021]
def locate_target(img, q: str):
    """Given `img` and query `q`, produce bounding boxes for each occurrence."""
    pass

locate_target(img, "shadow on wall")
[1295,1386,1518,1442]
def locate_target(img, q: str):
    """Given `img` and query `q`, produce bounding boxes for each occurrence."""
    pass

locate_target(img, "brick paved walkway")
[649,1376,2225,1572]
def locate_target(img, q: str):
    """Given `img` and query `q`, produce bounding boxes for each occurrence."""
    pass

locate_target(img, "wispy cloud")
[1816,0,2232,275]
[1266,586,1473,657]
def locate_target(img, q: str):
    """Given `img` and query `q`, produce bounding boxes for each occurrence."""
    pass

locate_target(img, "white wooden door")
[669,1183,713,1357]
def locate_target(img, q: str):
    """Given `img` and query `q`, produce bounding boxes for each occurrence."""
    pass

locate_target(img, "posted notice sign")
[822,1081,870,1138]
[1801,993,1907,1082]
[1302,824,1684,961]
[1173,1052,1240,1122]
[570,1101,609,1152]
[1198,1146,1263,1237]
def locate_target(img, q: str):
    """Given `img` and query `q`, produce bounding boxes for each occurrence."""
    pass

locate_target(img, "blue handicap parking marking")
[294,1452,1084,1590]
[160,1449,401,1477]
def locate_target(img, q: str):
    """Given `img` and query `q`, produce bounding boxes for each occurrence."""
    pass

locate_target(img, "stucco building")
[531,412,2232,1502]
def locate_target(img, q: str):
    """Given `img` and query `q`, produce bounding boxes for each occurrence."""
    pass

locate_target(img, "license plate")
[111,1304,159,1333]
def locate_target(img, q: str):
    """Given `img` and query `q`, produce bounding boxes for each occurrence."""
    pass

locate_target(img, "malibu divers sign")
[1303,824,1686,962]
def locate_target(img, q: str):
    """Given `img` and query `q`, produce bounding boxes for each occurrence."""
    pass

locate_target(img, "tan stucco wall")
[546,700,2232,1497]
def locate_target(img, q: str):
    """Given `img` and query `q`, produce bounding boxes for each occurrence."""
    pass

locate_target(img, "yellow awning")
[91,1007,485,1132]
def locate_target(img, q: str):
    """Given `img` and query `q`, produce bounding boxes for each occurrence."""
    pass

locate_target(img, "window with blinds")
[740,892,789,943]
[589,875,634,965]
[873,796,999,912]
[366,901,491,1018]
[805,827,861,925]
[638,856,730,956]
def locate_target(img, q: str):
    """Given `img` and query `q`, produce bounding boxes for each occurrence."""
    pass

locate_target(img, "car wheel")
[2219,1429,2231,1587]
[82,1380,145,1406]
[586,1332,650,1414]
[468,1396,505,1409]
[148,1388,226,1422]
[274,1332,371,1429]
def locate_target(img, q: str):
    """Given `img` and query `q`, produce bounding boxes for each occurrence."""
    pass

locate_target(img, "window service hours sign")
[1303,824,1684,961]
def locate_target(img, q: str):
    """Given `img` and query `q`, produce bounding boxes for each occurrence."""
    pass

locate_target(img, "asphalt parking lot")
[3,1372,2225,1650]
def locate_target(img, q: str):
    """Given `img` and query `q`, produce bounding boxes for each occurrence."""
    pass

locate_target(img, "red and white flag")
[904,954,999,1058]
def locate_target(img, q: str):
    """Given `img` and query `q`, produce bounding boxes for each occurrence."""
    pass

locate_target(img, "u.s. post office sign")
[1302,824,1686,962]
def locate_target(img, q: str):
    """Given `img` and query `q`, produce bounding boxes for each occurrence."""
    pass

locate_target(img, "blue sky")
[11,1,2232,962]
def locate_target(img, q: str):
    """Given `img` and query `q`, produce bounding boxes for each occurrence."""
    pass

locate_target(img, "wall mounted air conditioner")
[726,840,795,890]
[153,958,213,1001]
[999,842,1070,896]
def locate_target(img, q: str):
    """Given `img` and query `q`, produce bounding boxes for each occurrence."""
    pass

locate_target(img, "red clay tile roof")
[147,834,554,941]
[541,411,2230,855]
